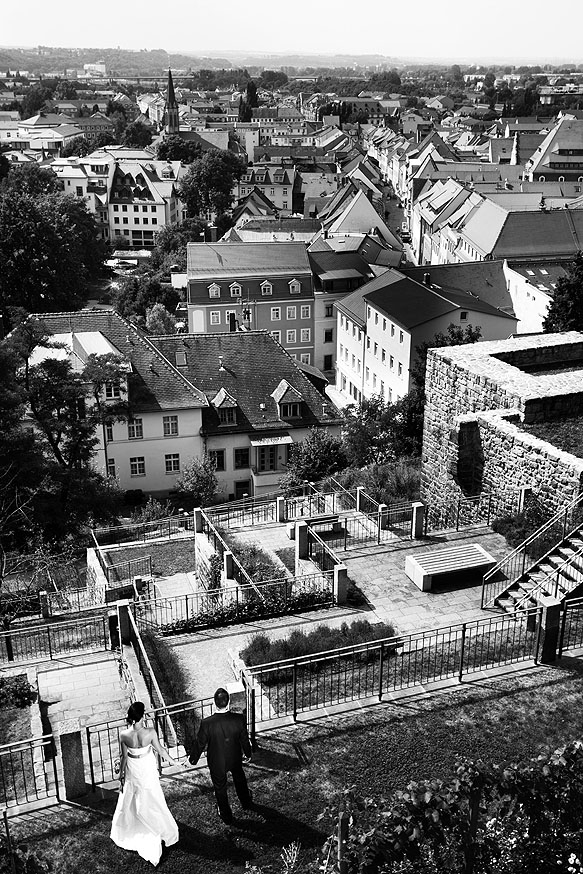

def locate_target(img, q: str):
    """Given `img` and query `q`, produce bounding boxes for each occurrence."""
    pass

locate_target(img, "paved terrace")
[162,522,511,701]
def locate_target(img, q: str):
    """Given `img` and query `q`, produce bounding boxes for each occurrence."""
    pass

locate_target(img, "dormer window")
[281,402,300,418]
[208,283,221,298]
[261,281,273,296]
[218,408,236,425]
[230,282,242,297]
[289,279,301,295]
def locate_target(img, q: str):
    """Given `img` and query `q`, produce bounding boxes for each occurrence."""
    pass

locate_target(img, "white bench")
[405,543,496,592]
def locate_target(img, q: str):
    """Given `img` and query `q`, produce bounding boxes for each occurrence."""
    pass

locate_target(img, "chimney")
[208,224,218,243]
[423,272,431,287]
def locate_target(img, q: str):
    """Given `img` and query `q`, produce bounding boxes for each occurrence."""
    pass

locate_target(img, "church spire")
[165,68,179,135]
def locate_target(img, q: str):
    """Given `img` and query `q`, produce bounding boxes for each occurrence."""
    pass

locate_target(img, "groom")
[189,687,253,824]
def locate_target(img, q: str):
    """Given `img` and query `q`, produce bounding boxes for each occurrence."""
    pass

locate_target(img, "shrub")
[240,619,396,666]
[216,529,283,582]
[0,675,37,708]
[141,630,193,704]
[131,496,174,523]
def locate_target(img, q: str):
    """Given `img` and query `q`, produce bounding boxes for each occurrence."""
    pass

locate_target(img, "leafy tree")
[542,252,583,332]
[178,149,246,218]
[172,455,218,508]
[246,81,259,108]
[93,131,116,149]
[20,85,53,118]
[258,70,288,90]
[343,396,405,466]
[60,136,91,158]
[156,135,202,164]
[279,428,348,496]
[238,96,252,123]
[145,303,176,335]
[0,162,60,196]
[121,120,152,148]
[411,323,482,394]
[112,273,178,322]
[54,80,78,100]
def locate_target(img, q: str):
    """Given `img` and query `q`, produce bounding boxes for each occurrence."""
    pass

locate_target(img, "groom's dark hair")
[214,688,230,709]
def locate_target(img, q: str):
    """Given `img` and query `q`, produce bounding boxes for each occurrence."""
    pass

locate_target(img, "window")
[105,382,121,399]
[323,354,333,370]
[106,458,116,478]
[209,449,225,471]
[357,358,361,373]
[324,329,333,343]
[365,366,370,382]
[281,402,300,417]
[366,337,371,350]
[257,445,277,472]
[390,355,394,369]
[398,362,403,377]
[271,307,281,321]
[287,306,297,320]
[208,284,220,298]
[271,330,281,342]
[289,280,301,294]
[113,205,119,212]
[367,306,371,319]
[460,311,468,321]
[175,351,187,367]
[301,305,311,319]
[123,218,128,224]
[380,380,385,396]
[381,348,386,363]
[300,328,311,342]
[372,374,377,389]
[383,318,387,331]
[163,415,178,436]
[283,202,288,209]
[325,304,334,317]
[122,205,127,212]
[230,283,242,297]
[374,312,379,325]
[134,205,139,212]
[234,447,250,469]
[218,408,236,425]
[114,217,119,224]
[128,418,143,440]
[351,354,356,369]
[399,331,404,344]
[300,353,310,364]
[261,281,272,295]
[374,342,378,356]
[142,205,148,212]
[105,422,114,442]
[152,218,157,225]
[210,311,220,325]
[287,329,296,343]
[165,453,180,474]
[76,186,83,197]
[130,456,145,477]
[391,324,395,337]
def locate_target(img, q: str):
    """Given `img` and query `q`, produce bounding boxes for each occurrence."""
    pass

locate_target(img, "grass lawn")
[106,540,196,577]
[9,658,583,873]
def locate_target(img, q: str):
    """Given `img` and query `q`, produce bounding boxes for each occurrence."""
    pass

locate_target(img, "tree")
[238,96,252,123]
[279,428,348,496]
[343,395,407,467]
[93,131,116,149]
[246,81,259,108]
[543,252,583,332]
[145,303,176,335]
[258,70,288,90]
[1,162,60,197]
[178,149,246,218]
[20,85,53,118]
[411,323,482,394]
[60,136,91,158]
[156,135,202,164]
[54,80,78,100]
[172,455,218,508]
[112,274,178,322]
[121,120,152,149]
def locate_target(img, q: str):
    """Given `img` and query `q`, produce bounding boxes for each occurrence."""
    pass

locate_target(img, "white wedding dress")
[110,744,179,866]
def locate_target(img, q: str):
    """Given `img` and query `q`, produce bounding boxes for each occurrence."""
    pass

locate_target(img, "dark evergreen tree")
[543,252,583,332]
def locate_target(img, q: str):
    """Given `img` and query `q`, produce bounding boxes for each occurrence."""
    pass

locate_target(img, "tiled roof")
[149,332,341,435]
[26,310,207,413]
[309,250,373,280]
[402,261,515,315]
[186,242,311,278]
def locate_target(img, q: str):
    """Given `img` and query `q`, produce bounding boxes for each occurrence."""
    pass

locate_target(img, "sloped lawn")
[9,660,583,873]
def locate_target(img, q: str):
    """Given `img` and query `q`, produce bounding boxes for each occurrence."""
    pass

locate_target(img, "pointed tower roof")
[167,68,177,108]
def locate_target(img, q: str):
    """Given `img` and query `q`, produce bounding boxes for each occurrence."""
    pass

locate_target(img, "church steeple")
[165,68,179,135]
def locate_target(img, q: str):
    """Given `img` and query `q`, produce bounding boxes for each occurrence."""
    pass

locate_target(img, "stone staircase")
[495,526,583,613]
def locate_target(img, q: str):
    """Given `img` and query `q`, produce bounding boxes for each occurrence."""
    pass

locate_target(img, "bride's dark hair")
[126,701,145,725]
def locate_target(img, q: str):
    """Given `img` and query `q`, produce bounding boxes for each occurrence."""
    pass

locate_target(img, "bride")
[110,701,184,866]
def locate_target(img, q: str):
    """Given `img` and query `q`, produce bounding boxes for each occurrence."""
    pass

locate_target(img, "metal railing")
[307,529,341,573]
[86,697,215,790]
[427,491,520,535]
[133,572,335,632]
[514,538,583,613]
[358,489,380,516]
[200,510,258,592]
[106,555,152,586]
[558,597,583,657]
[93,514,195,547]
[310,507,412,553]
[126,610,174,744]
[0,615,110,665]
[206,500,276,529]
[0,734,59,809]
[247,609,543,723]
[0,592,42,621]
[45,584,107,616]
[482,492,583,608]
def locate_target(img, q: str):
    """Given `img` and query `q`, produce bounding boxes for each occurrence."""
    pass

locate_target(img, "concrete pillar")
[116,599,131,645]
[411,501,425,539]
[39,590,50,619]
[223,550,234,581]
[378,504,388,530]
[538,596,562,664]
[518,486,532,514]
[295,520,309,561]
[277,496,286,523]
[226,681,246,714]
[194,508,203,533]
[356,486,364,512]
[59,718,86,799]
[334,564,349,605]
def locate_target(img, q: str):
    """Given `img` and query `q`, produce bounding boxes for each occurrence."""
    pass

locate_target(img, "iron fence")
[0,592,42,621]
[0,615,110,665]
[558,597,583,656]
[307,529,341,573]
[247,609,543,723]
[482,491,583,608]
[0,735,59,808]
[93,515,195,548]
[106,555,152,586]
[311,507,412,553]
[85,697,215,790]
[126,610,173,743]
[133,572,335,633]
[206,500,276,529]
[358,489,380,516]
[45,584,107,616]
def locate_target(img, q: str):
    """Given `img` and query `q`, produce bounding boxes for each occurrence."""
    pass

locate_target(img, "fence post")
[116,600,132,645]
[411,502,425,539]
[39,590,51,619]
[194,508,203,533]
[223,550,235,581]
[378,504,388,530]
[458,623,467,682]
[378,643,384,701]
[558,602,569,659]
[60,718,87,799]
[537,596,562,664]
[277,496,286,523]
[47,625,53,660]
[86,727,96,792]
[250,686,257,751]
[333,564,348,605]
[295,521,309,561]
[292,663,298,722]
[338,810,349,874]
[356,486,363,512]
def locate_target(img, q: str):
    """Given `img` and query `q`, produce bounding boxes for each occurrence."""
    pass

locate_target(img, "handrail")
[513,529,583,611]
[200,509,265,603]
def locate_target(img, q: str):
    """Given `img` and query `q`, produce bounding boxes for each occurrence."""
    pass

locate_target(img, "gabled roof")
[271,379,303,405]
[309,249,373,282]
[187,242,311,278]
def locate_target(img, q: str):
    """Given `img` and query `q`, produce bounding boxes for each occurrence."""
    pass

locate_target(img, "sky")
[3,0,583,64]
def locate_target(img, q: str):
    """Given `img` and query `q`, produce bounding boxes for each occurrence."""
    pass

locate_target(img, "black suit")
[189,710,252,819]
